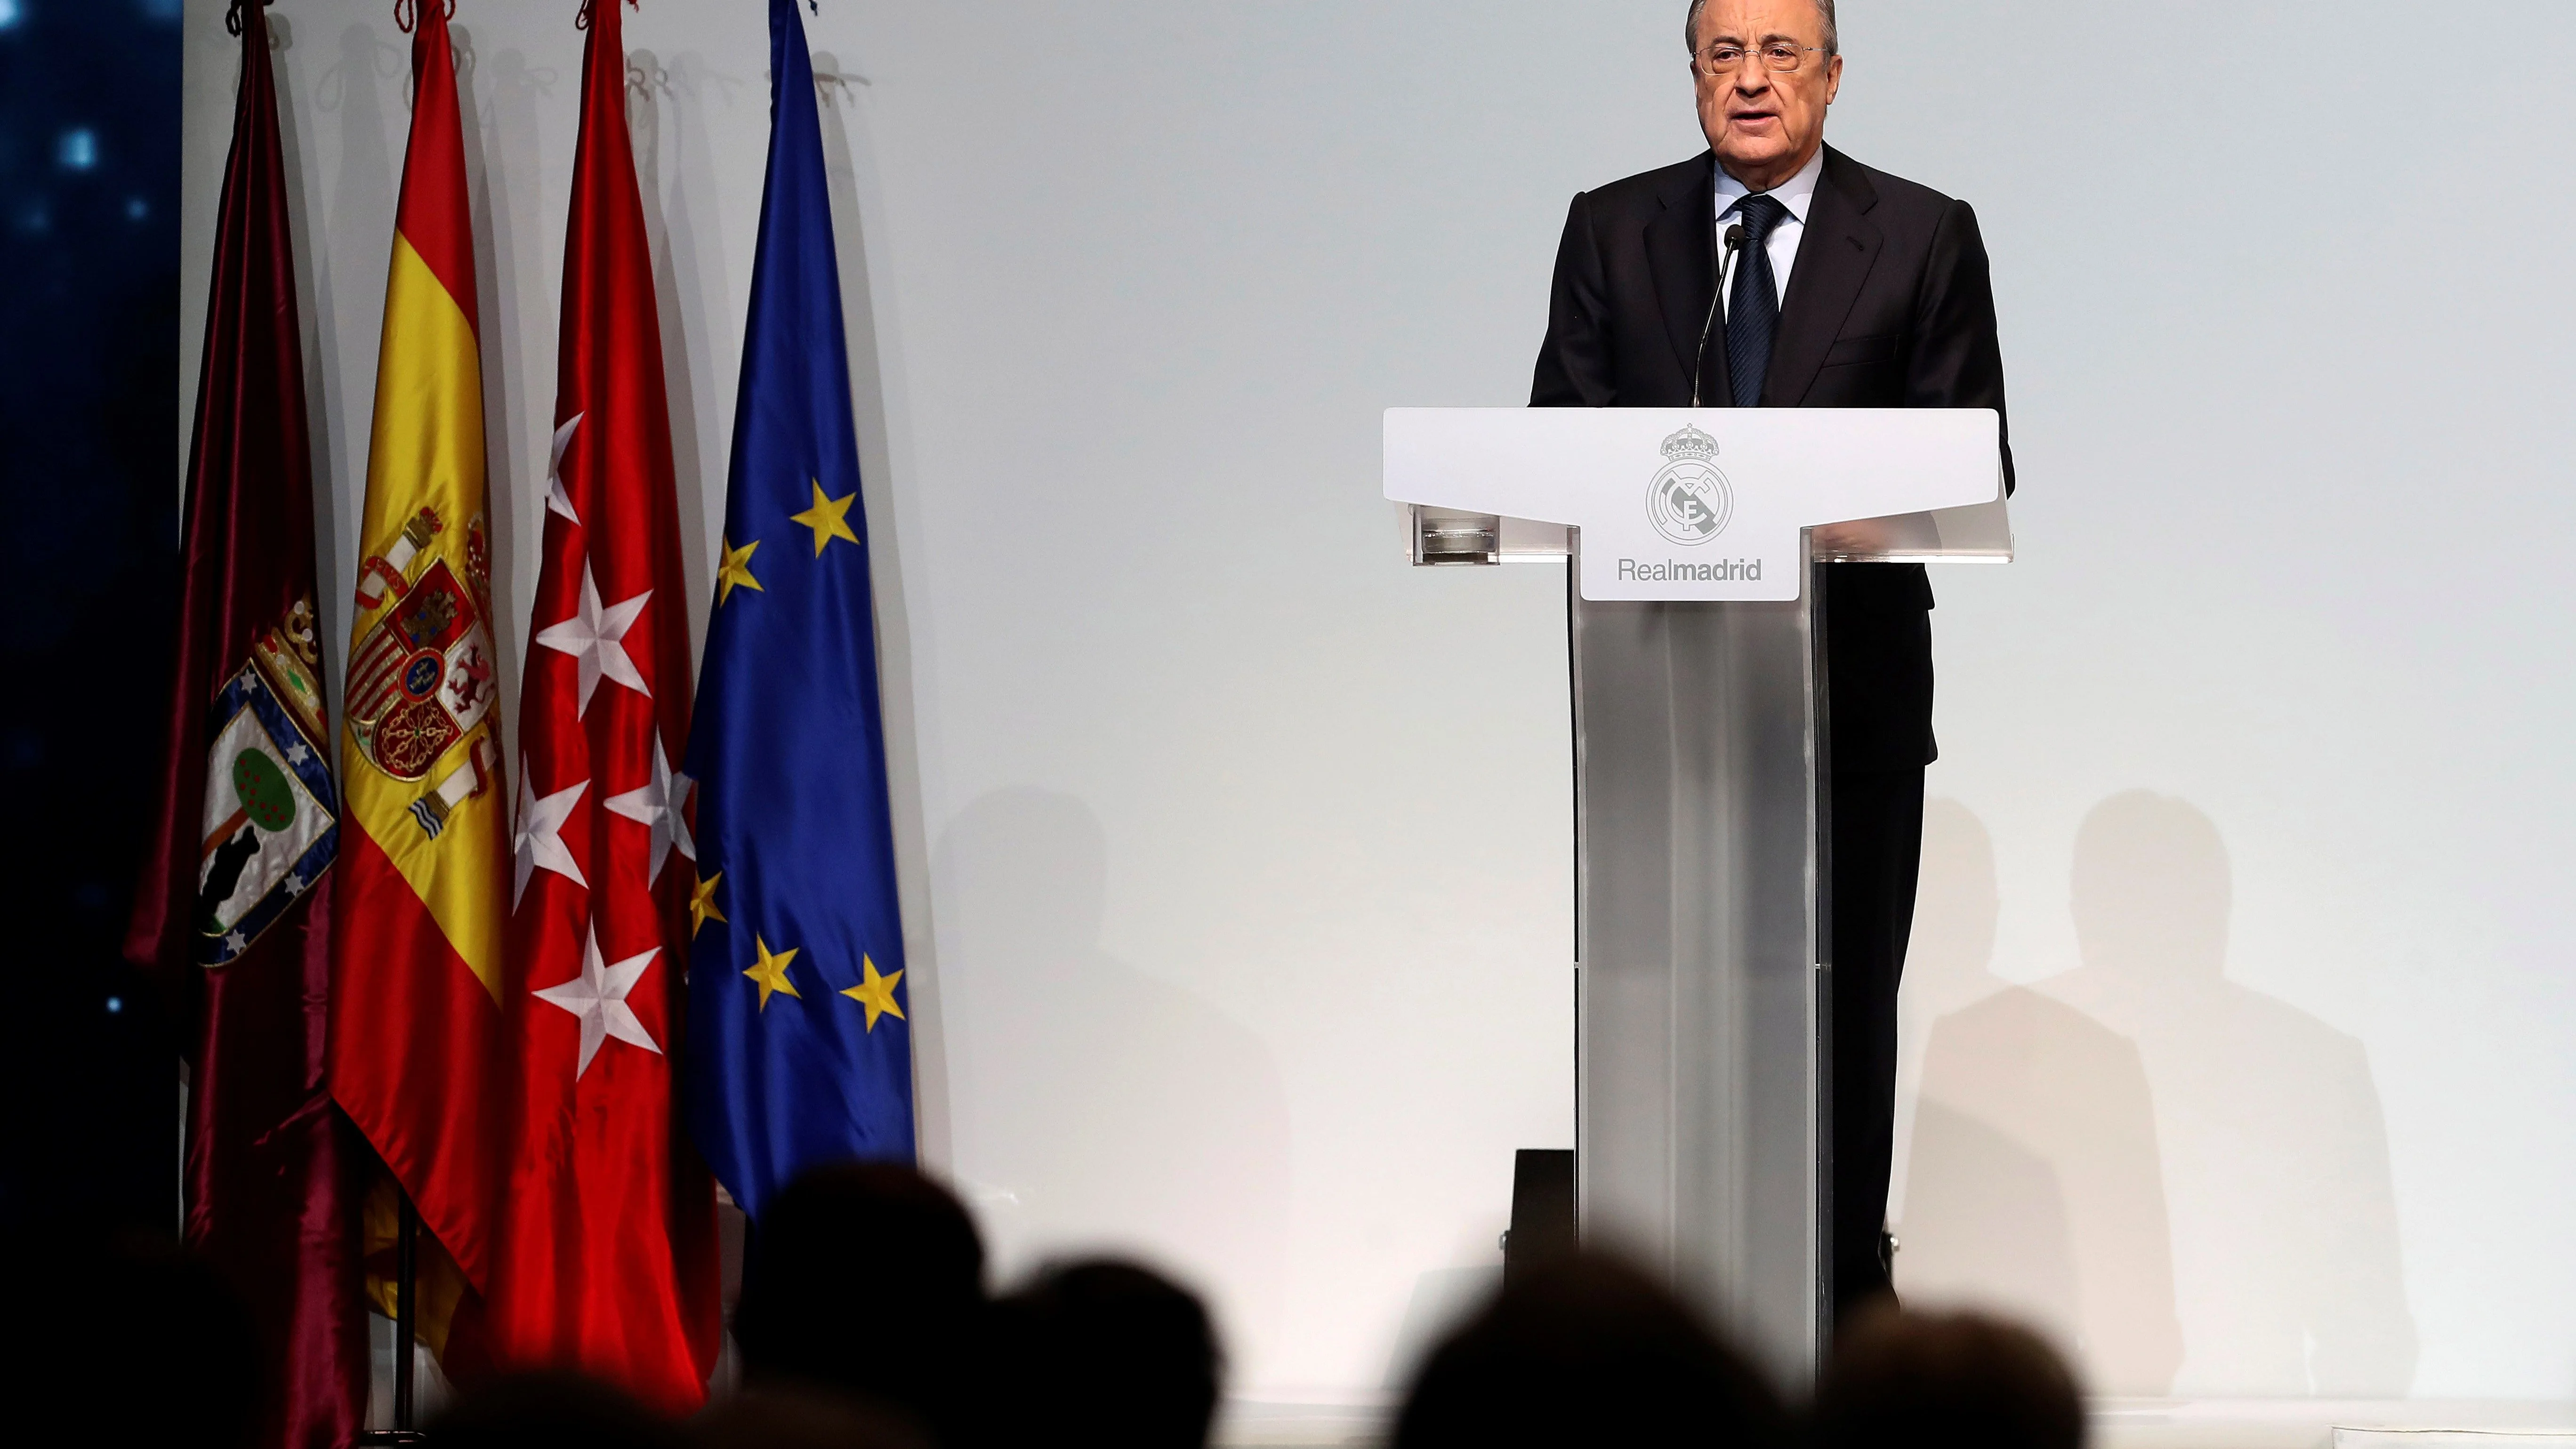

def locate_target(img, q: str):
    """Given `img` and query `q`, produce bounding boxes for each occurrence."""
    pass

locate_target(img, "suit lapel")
[1765,147,1882,406]
[1643,153,1725,403]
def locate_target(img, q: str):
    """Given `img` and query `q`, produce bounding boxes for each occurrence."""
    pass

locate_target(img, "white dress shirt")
[1713,143,1826,319]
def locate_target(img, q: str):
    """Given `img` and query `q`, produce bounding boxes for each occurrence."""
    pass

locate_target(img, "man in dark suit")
[1532,0,2013,1317]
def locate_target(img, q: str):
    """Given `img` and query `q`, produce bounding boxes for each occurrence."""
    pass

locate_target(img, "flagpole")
[393,1195,419,1429]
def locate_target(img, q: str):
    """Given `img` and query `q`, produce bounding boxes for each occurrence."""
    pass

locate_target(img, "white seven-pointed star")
[533,559,652,718]
[512,764,589,909]
[547,413,584,524]
[532,922,662,1079]
[605,733,696,886]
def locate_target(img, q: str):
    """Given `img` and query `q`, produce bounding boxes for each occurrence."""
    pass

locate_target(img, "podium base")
[1570,549,1826,1386]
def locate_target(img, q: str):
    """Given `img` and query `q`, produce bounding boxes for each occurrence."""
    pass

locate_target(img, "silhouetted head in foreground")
[429,1371,678,1449]
[1810,1308,2085,1449]
[1394,1253,1784,1449]
[5,1229,259,1449]
[984,1258,1224,1449]
[733,1162,986,1436]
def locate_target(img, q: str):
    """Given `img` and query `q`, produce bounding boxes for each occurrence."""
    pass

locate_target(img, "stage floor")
[2093,1402,2576,1449]
[1211,1398,2576,1449]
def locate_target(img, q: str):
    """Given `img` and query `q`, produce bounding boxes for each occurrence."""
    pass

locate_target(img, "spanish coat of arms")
[346,507,500,834]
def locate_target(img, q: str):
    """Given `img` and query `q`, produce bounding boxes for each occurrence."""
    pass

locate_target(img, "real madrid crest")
[1646,424,1732,546]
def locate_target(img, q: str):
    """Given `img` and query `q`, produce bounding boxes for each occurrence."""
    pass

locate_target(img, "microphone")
[1692,223,1747,409]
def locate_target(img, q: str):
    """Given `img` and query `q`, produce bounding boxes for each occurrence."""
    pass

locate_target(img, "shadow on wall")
[1897,798,2184,1394]
[1900,793,2419,1398]
[2038,791,2417,1397]
[934,789,1292,1346]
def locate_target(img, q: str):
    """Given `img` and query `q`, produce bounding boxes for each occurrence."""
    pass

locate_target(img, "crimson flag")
[486,0,721,1410]
[122,3,368,1446]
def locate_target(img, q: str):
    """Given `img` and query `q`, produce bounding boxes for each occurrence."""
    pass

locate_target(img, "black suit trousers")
[1829,764,1924,1315]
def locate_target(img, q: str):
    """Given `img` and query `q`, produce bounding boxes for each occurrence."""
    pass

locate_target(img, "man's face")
[1692,0,1843,185]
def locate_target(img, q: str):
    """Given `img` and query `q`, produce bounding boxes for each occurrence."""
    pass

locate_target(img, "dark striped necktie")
[1726,192,1790,408]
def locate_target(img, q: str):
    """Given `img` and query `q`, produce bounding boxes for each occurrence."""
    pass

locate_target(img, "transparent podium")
[1385,408,2011,1383]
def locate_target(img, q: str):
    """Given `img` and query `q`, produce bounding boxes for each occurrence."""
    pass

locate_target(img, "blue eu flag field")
[685,0,913,1217]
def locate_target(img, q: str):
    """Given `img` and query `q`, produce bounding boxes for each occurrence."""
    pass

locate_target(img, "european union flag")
[685,0,913,1218]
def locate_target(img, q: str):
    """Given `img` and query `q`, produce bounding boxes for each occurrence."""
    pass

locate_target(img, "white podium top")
[1383,408,2007,601]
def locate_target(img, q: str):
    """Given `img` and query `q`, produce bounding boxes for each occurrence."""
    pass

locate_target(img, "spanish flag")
[330,0,507,1353]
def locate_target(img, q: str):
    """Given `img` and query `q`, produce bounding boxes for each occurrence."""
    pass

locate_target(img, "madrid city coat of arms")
[196,598,337,966]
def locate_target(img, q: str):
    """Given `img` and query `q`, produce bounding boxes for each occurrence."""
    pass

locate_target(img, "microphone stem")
[1692,225,1746,409]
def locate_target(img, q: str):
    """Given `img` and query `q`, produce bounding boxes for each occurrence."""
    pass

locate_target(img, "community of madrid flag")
[686,0,918,1220]
[329,0,507,1362]
[122,3,367,1444]
[487,0,719,1409]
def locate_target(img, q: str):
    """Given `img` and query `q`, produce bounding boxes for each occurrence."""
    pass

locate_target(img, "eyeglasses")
[1696,41,1830,75]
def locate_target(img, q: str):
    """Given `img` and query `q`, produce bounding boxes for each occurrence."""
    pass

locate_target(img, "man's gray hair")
[1685,0,1838,56]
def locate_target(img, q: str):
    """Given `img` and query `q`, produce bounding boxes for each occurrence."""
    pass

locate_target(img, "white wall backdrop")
[176,0,2576,1406]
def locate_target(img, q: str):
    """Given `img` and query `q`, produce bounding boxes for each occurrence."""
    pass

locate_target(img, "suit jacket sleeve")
[1910,198,2015,494]
[1532,191,1615,407]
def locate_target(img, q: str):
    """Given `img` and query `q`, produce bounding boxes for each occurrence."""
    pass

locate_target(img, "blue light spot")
[0,2,23,34]
[58,129,97,171]
[126,195,147,220]
[105,996,124,1014]
[141,0,182,19]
